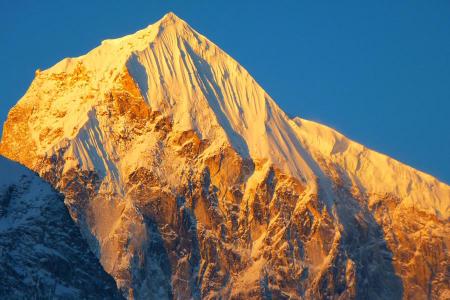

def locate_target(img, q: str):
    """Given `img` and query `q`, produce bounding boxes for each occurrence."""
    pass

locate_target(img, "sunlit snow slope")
[1,12,449,300]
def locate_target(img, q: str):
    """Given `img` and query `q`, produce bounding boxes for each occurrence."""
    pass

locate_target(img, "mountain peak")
[1,12,449,299]
[160,11,183,24]
[154,11,190,33]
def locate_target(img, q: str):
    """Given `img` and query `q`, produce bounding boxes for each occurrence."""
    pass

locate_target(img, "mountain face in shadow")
[0,156,123,299]
[1,12,448,299]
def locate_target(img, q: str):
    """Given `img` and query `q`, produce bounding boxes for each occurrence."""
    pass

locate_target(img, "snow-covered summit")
[2,13,447,218]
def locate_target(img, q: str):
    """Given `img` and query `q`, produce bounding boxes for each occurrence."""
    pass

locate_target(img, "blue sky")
[1,1,449,183]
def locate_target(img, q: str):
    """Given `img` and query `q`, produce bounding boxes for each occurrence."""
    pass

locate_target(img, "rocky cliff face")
[1,13,448,299]
[0,156,123,299]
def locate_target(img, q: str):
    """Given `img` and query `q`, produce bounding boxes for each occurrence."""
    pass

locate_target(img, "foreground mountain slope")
[1,12,449,299]
[0,156,123,299]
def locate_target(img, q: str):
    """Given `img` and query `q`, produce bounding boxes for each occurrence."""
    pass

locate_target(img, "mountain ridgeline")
[0,13,449,299]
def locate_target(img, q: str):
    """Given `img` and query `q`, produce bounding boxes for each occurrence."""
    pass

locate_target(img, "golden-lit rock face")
[0,102,37,168]
[1,12,449,300]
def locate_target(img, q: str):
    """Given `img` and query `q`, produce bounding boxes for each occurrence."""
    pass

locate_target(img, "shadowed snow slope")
[1,12,449,300]
[0,156,123,299]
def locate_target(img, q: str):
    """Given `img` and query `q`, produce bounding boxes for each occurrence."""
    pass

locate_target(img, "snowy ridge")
[292,117,449,219]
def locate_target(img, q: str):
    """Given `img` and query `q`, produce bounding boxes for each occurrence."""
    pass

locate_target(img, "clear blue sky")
[1,1,449,183]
